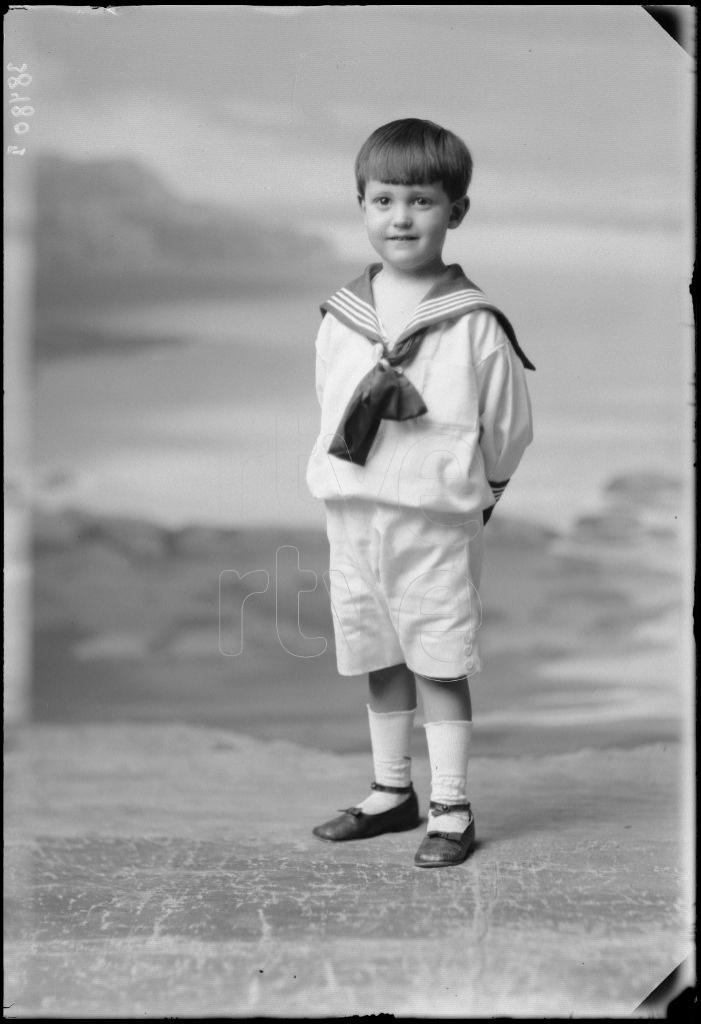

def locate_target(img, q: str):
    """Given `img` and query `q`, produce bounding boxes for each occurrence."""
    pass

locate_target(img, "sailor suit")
[305,262,534,678]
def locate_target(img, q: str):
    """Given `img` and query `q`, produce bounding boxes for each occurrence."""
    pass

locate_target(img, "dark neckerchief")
[321,263,535,466]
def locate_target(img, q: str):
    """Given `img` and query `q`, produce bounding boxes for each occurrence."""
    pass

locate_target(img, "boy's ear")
[357,193,365,210]
[448,195,470,228]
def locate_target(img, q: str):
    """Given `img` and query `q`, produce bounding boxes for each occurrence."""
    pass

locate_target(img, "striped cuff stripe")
[489,478,509,502]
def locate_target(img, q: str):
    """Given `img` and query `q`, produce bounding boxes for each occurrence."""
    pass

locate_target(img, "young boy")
[305,118,534,867]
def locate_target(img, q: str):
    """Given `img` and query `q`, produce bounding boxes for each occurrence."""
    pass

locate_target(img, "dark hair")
[355,118,473,201]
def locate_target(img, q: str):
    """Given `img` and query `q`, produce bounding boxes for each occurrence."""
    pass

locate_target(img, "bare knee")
[369,662,411,685]
[414,672,471,721]
[368,663,416,711]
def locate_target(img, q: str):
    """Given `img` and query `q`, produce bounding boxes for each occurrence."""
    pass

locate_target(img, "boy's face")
[359,180,469,275]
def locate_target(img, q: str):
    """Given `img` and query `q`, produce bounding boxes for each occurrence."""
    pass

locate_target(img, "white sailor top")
[305,262,534,518]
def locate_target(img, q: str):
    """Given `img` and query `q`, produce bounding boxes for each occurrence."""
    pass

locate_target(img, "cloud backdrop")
[8,5,695,529]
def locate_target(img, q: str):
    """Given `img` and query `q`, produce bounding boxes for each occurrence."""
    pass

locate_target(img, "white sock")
[424,720,474,833]
[357,705,416,814]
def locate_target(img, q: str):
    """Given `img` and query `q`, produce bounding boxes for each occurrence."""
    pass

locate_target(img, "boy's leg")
[368,661,417,712]
[354,663,418,814]
[312,661,420,840]
[414,672,471,722]
[415,672,474,837]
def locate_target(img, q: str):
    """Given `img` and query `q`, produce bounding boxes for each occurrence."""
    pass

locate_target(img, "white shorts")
[323,498,485,679]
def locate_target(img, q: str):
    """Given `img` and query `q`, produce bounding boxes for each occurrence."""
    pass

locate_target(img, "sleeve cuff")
[488,478,510,504]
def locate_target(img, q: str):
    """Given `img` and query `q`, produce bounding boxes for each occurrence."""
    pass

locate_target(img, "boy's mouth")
[387,235,418,241]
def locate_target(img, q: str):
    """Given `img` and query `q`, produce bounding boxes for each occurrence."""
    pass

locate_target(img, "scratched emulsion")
[5,834,685,945]
[4,725,692,1017]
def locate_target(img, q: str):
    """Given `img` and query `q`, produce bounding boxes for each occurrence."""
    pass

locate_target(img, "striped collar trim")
[321,263,494,345]
[321,264,384,344]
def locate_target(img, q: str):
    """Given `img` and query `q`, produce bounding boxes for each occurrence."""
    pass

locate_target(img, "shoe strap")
[337,781,412,815]
[429,800,471,816]
[371,781,413,794]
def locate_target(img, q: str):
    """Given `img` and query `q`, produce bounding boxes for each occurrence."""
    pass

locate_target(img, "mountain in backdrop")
[35,153,349,308]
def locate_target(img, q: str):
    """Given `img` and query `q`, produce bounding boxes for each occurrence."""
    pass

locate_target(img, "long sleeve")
[314,315,330,408]
[475,332,534,516]
[315,346,327,408]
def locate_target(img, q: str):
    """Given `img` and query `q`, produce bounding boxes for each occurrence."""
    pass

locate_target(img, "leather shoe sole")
[313,789,420,842]
[413,815,475,868]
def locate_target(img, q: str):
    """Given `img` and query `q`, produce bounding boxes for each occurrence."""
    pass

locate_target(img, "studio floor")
[4,722,692,1018]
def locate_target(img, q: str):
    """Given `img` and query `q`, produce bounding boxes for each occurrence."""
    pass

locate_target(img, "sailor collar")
[321,262,535,371]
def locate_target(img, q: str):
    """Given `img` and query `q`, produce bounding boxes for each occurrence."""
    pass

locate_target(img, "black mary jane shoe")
[312,781,420,842]
[413,801,475,868]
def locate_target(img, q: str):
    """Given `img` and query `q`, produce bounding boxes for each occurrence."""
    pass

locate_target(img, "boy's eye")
[374,197,391,206]
[413,197,431,207]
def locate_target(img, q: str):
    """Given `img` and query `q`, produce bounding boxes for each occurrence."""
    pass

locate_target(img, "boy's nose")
[392,204,412,226]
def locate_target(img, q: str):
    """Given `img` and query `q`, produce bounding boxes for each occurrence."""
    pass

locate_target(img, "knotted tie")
[327,331,428,465]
